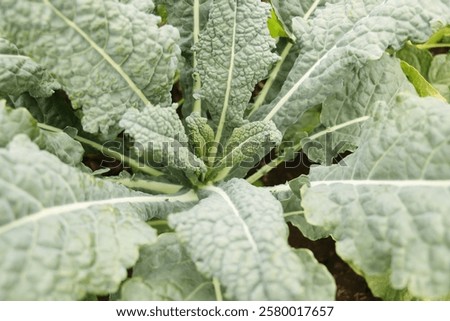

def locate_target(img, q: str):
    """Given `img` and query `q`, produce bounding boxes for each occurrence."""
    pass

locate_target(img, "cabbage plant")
[0,0,449,300]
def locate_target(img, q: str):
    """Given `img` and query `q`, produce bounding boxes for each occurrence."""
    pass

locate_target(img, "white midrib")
[263,44,337,122]
[192,0,202,113]
[0,190,198,236]
[213,2,239,145]
[303,0,321,20]
[308,116,370,140]
[263,1,390,123]
[43,0,151,105]
[0,54,33,60]
[206,186,258,252]
[310,180,450,187]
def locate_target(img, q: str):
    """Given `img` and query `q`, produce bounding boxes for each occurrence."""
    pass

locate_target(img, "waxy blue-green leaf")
[210,121,282,181]
[395,43,433,77]
[0,102,83,166]
[196,0,278,142]
[303,54,414,164]
[0,137,197,300]
[268,180,329,241]
[155,0,211,53]
[185,112,214,160]
[0,38,60,98]
[258,39,300,106]
[154,0,212,116]
[169,178,335,300]
[252,0,450,133]
[119,106,207,176]
[301,94,450,299]
[121,233,215,300]
[428,53,450,101]
[0,0,180,136]
[255,1,336,108]
[11,91,82,132]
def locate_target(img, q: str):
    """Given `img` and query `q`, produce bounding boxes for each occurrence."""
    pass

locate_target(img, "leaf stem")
[283,210,304,218]
[249,41,294,116]
[111,178,183,194]
[213,277,223,301]
[415,43,450,50]
[246,138,302,184]
[177,98,185,107]
[418,26,450,46]
[37,123,164,177]
[262,0,323,123]
[266,183,292,194]
[147,219,169,228]
[192,0,202,113]
[303,0,321,20]
[247,116,370,183]
[246,152,289,184]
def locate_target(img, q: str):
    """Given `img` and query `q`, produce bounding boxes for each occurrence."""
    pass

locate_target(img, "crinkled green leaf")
[185,112,214,159]
[256,1,334,107]
[11,91,82,131]
[0,37,82,138]
[303,54,414,164]
[252,0,450,133]
[119,106,207,176]
[0,38,60,98]
[293,248,336,297]
[196,0,278,141]
[154,0,212,116]
[301,93,450,299]
[267,9,288,38]
[119,0,155,12]
[400,60,446,101]
[0,102,84,166]
[155,0,211,53]
[109,171,185,197]
[419,25,450,47]
[121,233,215,301]
[364,274,417,300]
[395,43,433,77]
[0,0,180,136]
[34,131,85,167]
[0,102,39,146]
[169,178,335,300]
[258,39,300,106]
[428,53,450,102]
[280,104,321,162]
[210,121,282,181]
[0,136,197,300]
[271,0,328,37]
